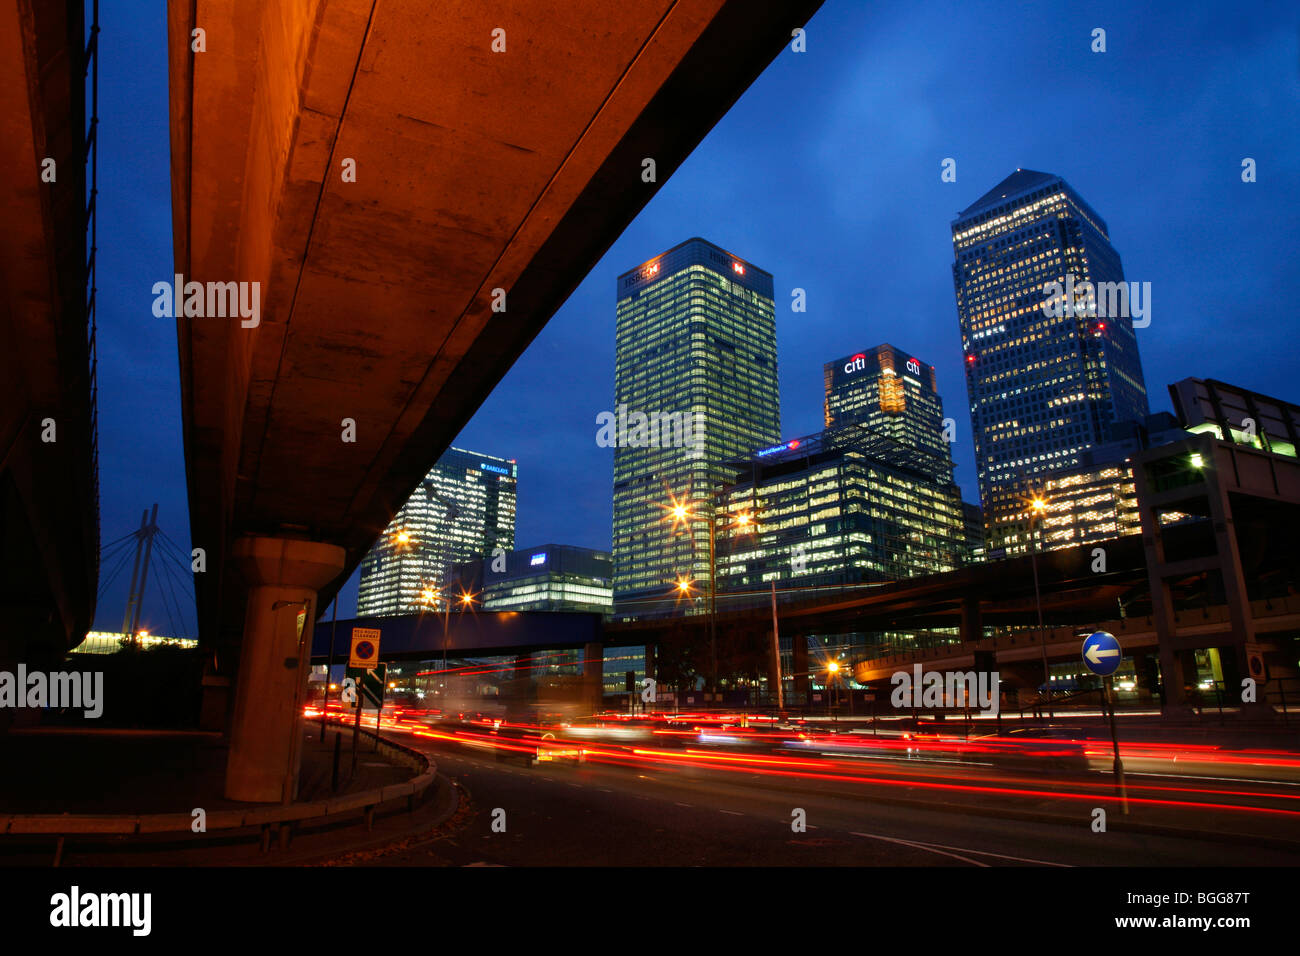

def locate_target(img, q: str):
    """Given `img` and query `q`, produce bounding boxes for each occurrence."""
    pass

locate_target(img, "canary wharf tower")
[612,238,779,615]
[951,170,1148,555]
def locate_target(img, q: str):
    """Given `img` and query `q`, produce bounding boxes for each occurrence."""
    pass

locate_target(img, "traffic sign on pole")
[1083,629,1129,814]
[1081,630,1122,676]
[343,664,386,708]
[349,628,380,668]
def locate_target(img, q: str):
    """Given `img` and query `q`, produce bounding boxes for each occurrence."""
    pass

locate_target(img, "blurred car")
[973,726,1094,772]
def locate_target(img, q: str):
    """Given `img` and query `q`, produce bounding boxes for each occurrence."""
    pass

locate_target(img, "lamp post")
[420,583,475,707]
[669,499,753,704]
[1028,495,1051,719]
[827,660,840,721]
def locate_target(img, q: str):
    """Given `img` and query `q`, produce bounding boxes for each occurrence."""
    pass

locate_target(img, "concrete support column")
[1157,645,1197,710]
[582,642,603,715]
[1133,448,1190,715]
[1206,464,1257,649]
[225,536,344,803]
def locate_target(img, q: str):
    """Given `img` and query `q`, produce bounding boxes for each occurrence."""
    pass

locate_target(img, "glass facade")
[715,423,967,595]
[357,447,517,616]
[823,343,953,479]
[612,238,779,615]
[950,169,1149,555]
[447,544,613,613]
[1039,413,1193,549]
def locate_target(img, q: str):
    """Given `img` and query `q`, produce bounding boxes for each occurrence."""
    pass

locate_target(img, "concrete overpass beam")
[225,536,345,803]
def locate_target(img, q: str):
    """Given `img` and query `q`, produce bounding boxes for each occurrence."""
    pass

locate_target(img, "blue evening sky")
[90,1,1300,632]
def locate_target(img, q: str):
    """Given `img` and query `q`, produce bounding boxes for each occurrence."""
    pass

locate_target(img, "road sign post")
[1082,630,1128,814]
[370,663,387,751]
[348,628,381,774]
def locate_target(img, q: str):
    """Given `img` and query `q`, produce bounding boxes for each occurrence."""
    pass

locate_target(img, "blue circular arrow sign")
[1081,631,1122,676]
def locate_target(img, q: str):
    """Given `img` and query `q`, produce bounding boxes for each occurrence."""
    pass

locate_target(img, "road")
[363,734,1300,867]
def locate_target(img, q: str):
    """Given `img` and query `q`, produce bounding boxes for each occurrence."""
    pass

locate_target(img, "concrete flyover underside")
[168,0,822,796]
[0,0,96,661]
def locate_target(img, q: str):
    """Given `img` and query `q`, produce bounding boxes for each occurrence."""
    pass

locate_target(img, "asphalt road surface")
[365,737,1300,867]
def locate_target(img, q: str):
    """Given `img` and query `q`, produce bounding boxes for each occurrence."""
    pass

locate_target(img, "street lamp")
[421,585,477,704]
[1028,493,1051,717]
[827,660,840,718]
[667,497,755,702]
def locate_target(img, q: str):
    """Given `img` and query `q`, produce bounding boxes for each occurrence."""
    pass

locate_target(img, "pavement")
[0,722,409,814]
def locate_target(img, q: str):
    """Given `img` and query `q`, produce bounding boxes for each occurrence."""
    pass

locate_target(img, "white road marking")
[850,831,988,867]
[720,810,743,816]
[849,830,1069,867]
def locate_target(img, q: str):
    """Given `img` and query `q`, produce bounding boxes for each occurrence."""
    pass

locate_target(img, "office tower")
[357,447,517,616]
[447,544,614,613]
[962,501,985,564]
[951,169,1149,554]
[1038,413,1190,551]
[715,423,967,593]
[612,238,780,614]
[824,344,954,479]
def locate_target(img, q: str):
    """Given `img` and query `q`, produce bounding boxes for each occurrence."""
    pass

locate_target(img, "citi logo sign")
[905,358,921,376]
[843,353,867,374]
